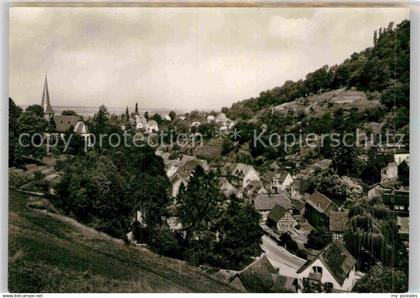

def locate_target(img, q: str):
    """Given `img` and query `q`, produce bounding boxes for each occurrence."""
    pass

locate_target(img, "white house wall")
[297,258,355,292]
[281,174,294,190]
[243,169,260,189]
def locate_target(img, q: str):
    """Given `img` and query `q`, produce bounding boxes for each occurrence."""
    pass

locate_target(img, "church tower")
[41,73,54,118]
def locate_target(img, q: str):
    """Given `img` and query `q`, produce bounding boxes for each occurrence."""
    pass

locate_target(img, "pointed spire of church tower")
[41,73,54,116]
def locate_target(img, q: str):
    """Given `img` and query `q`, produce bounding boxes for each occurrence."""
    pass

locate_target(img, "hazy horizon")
[10,7,409,110]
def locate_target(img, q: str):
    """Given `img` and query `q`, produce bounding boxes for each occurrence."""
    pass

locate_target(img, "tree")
[358,57,390,91]
[91,105,110,135]
[380,82,409,110]
[302,278,322,293]
[150,113,162,124]
[344,197,400,267]
[394,107,409,130]
[306,170,348,203]
[58,127,84,155]
[279,233,299,254]
[234,121,257,144]
[61,110,77,116]
[222,139,235,155]
[15,109,48,160]
[132,173,171,228]
[9,98,22,166]
[55,145,170,238]
[304,65,332,94]
[398,160,409,186]
[169,110,176,121]
[55,153,130,236]
[331,142,362,177]
[149,226,182,259]
[47,115,56,132]
[176,166,222,264]
[25,104,44,118]
[305,230,331,250]
[353,264,408,293]
[373,30,378,45]
[144,111,149,120]
[213,196,262,269]
[125,106,129,121]
[361,148,393,185]
[197,123,215,139]
[135,102,139,114]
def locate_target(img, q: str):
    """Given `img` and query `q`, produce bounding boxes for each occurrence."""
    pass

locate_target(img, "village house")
[127,209,148,243]
[253,192,292,222]
[329,210,349,242]
[190,121,201,128]
[266,205,298,233]
[368,184,385,200]
[290,177,309,200]
[230,255,297,293]
[206,115,215,122]
[231,163,260,189]
[305,191,338,230]
[170,172,189,199]
[166,164,179,178]
[383,189,409,217]
[291,198,306,220]
[73,121,88,134]
[167,216,183,233]
[394,152,409,165]
[74,121,93,146]
[299,221,315,235]
[133,115,159,133]
[243,180,267,198]
[169,158,209,198]
[219,177,238,198]
[146,119,159,133]
[180,154,198,165]
[380,162,398,183]
[296,241,357,292]
[261,171,294,194]
[52,115,92,145]
[214,112,234,131]
[134,114,148,130]
[54,115,80,132]
[219,162,235,177]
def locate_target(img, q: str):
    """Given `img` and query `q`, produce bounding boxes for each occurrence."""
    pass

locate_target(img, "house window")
[312,266,322,274]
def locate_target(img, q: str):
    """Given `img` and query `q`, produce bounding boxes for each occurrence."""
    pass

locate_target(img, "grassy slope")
[8,190,237,293]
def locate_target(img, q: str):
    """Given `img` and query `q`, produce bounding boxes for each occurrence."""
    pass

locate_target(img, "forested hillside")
[225,20,409,119]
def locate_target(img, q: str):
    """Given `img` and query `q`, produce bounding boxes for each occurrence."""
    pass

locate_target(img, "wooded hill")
[224,20,409,120]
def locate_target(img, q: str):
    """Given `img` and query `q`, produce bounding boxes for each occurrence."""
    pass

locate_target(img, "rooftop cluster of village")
[152,140,408,292]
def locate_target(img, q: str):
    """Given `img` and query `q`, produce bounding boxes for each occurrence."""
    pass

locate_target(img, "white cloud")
[269,16,311,40]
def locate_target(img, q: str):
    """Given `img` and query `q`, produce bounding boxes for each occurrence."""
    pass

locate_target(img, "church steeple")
[41,73,54,116]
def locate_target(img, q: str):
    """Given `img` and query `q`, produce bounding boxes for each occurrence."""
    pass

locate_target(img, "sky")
[10,7,409,111]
